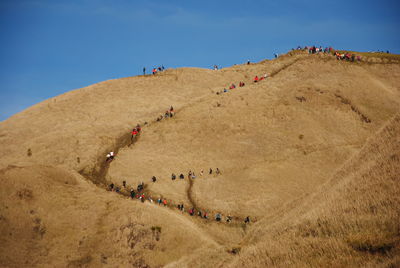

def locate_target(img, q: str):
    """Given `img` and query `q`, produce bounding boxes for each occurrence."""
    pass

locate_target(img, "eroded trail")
[79,132,135,186]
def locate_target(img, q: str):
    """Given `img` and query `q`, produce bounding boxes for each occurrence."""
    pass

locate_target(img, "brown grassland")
[0,50,399,267]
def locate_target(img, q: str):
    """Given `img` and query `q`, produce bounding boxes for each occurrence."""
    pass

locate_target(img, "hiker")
[180,204,185,212]
[229,84,236,89]
[179,173,184,179]
[122,181,126,188]
[161,65,165,71]
[254,76,259,83]
[157,198,162,205]
[216,168,221,175]
[197,211,202,217]
[131,129,138,141]
[171,173,176,180]
[188,170,192,179]
[140,194,145,203]
[137,182,144,192]
[109,183,114,191]
[239,81,245,87]
[143,67,146,75]
[163,199,167,207]
[152,176,157,183]
[215,213,222,222]
[263,73,268,79]
[203,212,208,219]
[244,216,250,224]
[209,168,213,175]
[136,124,141,132]
[192,172,196,179]
[130,189,135,199]
[189,208,194,216]
[247,60,250,65]
[226,215,232,223]
[200,170,204,176]
[115,187,120,193]
[106,152,114,162]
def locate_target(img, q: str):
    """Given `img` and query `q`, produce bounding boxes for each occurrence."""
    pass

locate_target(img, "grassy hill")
[0,50,399,267]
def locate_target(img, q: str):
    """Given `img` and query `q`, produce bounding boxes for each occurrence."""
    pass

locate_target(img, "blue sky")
[1,0,399,121]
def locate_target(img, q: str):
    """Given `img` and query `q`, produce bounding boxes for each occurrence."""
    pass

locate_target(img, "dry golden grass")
[0,50,399,267]
[223,114,400,268]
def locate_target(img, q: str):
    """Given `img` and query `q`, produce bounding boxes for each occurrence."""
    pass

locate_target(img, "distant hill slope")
[0,50,399,267]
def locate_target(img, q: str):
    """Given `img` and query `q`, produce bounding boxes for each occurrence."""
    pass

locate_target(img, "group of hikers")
[216,72,270,95]
[305,45,333,54]
[143,65,165,75]
[216,82,245,95]
[156,106,175,121]
[108,178,251,224]
[171,167,221,181]
[334,52,361,62]
[253,73,269,83]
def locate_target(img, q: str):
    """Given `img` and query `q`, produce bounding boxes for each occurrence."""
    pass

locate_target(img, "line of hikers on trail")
[157,106,175,121]
[171,167,221,181]
[107,178,251,224]
[104,106,173,162]
[102,105,253,225]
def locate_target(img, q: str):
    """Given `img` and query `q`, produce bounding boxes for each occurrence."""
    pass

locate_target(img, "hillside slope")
[0,50,399,267]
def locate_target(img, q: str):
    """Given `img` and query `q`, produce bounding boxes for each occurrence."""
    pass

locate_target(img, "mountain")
[1,50,399,267]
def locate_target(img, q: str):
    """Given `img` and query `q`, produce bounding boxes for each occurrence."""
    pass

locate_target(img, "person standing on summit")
[143,67,146,75]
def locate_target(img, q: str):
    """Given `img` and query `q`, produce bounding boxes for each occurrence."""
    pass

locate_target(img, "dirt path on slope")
[79,133,138,186]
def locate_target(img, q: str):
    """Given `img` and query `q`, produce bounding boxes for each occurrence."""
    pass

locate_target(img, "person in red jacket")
[131,128,138,141]
[254,76,259,82]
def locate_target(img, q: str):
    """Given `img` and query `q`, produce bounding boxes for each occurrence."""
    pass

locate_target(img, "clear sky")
[1,0,399,121]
